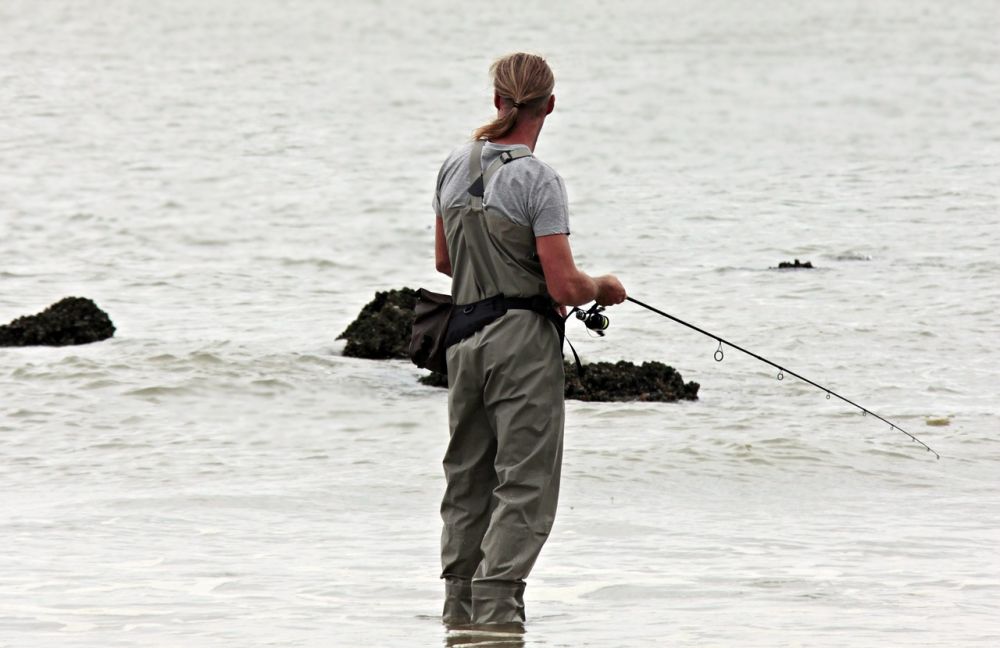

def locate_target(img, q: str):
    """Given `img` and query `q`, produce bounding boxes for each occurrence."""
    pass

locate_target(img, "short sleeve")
[529,176,570,237]
[432,164,444,216]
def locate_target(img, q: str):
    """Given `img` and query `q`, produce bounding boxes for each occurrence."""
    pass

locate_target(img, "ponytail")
[473,105,520,142]
[472,53,554,141]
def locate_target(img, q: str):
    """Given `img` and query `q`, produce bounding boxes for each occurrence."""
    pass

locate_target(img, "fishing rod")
[575,298,940,459]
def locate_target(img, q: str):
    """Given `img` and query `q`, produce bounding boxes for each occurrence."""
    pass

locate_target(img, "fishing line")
[624,296,940,460]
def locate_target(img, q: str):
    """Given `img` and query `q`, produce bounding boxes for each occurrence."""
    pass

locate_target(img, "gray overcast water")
[2,0,999,646]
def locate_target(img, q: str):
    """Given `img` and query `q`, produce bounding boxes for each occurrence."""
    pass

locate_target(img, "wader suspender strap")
[463,143,532,297]
[463,140,497,297]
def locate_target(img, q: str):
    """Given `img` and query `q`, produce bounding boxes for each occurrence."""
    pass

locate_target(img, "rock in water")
[0,297,116,347]
[418,371,449,388]
[338,288,418,359]
[420,360,700,403]
[565,360,699,402]
[777,259,813,269]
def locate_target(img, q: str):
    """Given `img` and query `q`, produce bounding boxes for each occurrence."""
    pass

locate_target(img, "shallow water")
[2,0,999,646]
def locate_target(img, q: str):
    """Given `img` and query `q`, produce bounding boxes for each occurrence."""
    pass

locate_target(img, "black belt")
[444,294,564,348]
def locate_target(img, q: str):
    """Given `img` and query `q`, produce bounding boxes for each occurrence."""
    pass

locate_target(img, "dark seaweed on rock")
[0,297,115,347]
[419,371,449,388]
[564,360,699,402]
[420,360,699,403]
[776,259,813,269]
[337,288,418,359]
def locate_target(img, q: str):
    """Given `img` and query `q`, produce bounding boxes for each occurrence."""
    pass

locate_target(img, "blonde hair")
[473,53,555,141]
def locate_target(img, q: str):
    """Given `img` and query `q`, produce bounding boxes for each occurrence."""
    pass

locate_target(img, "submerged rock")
[564,360,699,402]
[418,371,449,388]
[338,288,418,359]
[0,297,115,347]
[777,259,813,269]
[419,360,699,403]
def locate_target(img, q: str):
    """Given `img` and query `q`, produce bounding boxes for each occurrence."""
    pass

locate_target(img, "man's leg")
[472,315,565,624]
[441,344,497,624]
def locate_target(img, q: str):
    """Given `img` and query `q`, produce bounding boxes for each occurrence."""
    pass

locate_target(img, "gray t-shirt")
[432,141,570,237]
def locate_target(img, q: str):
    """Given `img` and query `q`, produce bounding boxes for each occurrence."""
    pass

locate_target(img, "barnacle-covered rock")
[420,360,698,403]
[0,297,115,347]
[776,259,813,269]
[563,360,699,402]
[337,288,418,359]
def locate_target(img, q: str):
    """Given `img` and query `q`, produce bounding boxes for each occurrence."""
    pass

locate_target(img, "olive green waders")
[439,141,565,626]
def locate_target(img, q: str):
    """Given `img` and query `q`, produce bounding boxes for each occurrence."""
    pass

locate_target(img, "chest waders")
[439,141,566,627]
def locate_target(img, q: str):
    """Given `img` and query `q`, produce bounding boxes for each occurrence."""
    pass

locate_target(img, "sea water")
[1,1,998,646]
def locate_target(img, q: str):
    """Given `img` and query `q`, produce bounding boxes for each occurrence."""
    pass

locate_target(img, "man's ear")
[546,94,555,115]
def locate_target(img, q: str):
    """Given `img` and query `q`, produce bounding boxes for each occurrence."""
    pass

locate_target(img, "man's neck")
[491,118,544,152]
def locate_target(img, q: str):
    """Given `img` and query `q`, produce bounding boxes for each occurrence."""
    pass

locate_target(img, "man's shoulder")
[483,144,562,182]
[508,154,564,191]
[441,141,476,167]
[523,155,562,181]
[435,142,475,191]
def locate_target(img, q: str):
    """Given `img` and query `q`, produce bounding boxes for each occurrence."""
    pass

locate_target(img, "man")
[432,52,626,628]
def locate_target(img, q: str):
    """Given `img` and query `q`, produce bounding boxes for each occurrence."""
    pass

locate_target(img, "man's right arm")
[435,215,452,277]
[536,234,625,307]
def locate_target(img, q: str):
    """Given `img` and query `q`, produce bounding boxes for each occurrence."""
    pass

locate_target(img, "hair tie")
[513,101,525,108]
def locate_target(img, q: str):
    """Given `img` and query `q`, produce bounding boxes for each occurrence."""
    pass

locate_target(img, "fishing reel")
[575,303,610,336]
